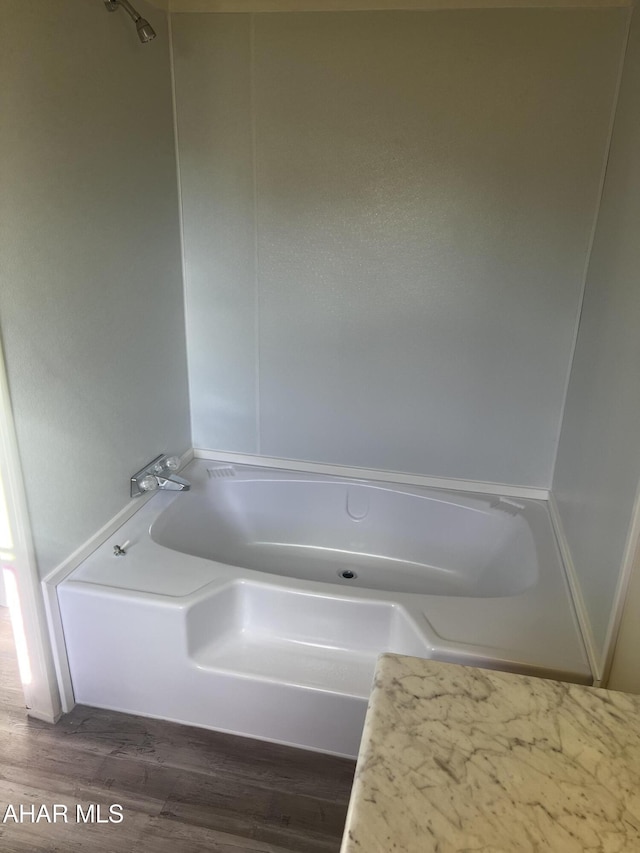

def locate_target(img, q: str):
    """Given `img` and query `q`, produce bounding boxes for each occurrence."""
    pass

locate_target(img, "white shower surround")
[57,459,589,757]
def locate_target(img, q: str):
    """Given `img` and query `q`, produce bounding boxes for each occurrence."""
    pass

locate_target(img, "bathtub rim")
[43,451,595,717]
[149,466,545,599]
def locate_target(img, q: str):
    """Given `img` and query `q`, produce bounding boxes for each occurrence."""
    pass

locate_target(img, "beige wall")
[173,8,627,487]
[0,0,190,577]
[554,8,640,674]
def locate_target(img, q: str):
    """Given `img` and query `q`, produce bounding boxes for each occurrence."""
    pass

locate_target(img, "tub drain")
[338,569,357,580]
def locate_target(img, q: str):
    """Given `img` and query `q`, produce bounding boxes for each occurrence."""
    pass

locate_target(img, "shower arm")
[104,0,143,25]
[104,0,156,43]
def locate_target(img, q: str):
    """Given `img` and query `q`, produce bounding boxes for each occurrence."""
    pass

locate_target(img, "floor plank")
[0,606,355,852]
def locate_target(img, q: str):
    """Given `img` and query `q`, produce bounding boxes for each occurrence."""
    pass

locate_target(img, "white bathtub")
[58,460,590,757]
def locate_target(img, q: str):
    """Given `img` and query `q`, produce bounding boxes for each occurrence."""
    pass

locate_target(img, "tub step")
[193,634,378,699]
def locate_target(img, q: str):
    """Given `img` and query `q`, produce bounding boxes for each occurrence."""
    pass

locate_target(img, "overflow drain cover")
[338,569,357,580]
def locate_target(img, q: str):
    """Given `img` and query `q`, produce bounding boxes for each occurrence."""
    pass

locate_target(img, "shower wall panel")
[173,9,627,487]
[553,10,640,667]
[0,0,190,577]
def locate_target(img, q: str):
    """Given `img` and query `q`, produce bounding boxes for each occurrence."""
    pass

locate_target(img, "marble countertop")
[341,655,640,852]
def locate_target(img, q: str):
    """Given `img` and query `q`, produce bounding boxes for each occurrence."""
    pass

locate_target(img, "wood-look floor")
[0,607,355,852]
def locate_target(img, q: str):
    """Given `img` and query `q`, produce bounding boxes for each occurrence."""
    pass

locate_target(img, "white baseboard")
[26,708,62,725]
[548,493,600,684]
[193,448,550,501]
[41,448,194,713]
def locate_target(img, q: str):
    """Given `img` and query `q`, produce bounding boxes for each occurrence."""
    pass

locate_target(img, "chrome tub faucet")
[131,454,191,497]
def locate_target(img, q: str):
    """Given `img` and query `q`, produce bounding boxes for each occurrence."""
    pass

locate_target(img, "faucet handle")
[152,455,180,475]
[139,474,159,493]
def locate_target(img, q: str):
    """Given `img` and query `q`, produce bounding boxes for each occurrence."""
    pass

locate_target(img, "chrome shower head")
[136,18,157,43]
[104,0,157,44]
